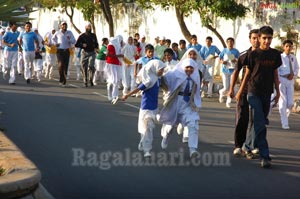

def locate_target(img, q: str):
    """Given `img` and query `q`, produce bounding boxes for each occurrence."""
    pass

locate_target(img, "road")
[0,70,299,199]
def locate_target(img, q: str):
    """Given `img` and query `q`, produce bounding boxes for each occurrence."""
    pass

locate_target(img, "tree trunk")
[175,7,191,42]
[65,6,81,34]
[205,24,226,48]
[101,0,114,37]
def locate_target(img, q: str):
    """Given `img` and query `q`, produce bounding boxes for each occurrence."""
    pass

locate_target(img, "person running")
[43,28,57,80]
[18,22,39,84]
[122,60,165,158]
[93,37,108,85]
[52,21,76,86]
[159,58,201,158]
[2,21,19,84]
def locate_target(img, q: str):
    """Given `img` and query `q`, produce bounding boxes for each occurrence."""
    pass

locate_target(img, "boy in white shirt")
[278,40,299,130]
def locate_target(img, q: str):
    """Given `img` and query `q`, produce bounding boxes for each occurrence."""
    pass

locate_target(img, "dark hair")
[164,48,174,56]
[249,29,259,39]
[102,37,108,44]
[179,39,186,45]
[9,21,16,27]
[226,37,235,42]
[206,36,213,41]
[171,42,178,49]
[191,34,197,39]
[145,44,154,51]
[259,26,273,36]
[165,39,171,44]
[283,39,293,46]
[134,33,140,38]
[25,22,32,27]
[134,39,140,47]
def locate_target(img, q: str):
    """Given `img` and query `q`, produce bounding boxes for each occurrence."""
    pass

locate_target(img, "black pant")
[81,51,96,84]
[234,93,250,148]
[56,49,70,84]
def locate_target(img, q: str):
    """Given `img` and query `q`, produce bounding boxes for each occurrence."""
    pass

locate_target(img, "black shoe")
[26,79,30,84]
[9,82,16,85]
[261,159,271,168]
[90,81,94,87]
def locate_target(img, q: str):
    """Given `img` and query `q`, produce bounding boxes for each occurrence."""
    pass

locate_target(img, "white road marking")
[93,92,107,98]
[124,103,139,110]
[69,84,80,88]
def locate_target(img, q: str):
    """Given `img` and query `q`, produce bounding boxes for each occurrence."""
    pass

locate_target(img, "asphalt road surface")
[0,70,299,199]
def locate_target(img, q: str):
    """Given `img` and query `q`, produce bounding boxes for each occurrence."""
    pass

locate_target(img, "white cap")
[159,36,165,40]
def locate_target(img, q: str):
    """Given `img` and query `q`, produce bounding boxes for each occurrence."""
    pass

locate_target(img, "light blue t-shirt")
[136,56,159,67]
[200,45,221,60]
[187,43,202,52]
[18,31,38,52]
[3,31,19,52]
[219,48,240,74]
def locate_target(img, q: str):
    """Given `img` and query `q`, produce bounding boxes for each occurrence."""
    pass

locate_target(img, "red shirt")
[106,44,120,65]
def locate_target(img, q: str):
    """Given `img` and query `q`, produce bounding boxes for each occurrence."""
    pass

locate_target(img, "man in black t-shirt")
[228,29,259,157]
[235,26,281,168]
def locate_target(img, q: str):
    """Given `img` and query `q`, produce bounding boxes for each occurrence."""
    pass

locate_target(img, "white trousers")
[138,109,157,152]
[34,59,43,81]
[122,64,136,94]
[105,64,121,99]
[219,73,232,104]
[44,53,57,78]
[17,51,24,74]
[23,51,35,80]
[206,65,214,96]
[3,51,18,83]
[93,60,106,83]
[279,76,294,126]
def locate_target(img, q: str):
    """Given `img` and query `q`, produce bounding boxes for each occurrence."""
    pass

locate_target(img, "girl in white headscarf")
[104,35,124,103]
[122,59,165,158]
[159,58,201,158]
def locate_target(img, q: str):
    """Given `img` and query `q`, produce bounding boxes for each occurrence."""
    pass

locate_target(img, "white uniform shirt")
[279,53,299,77]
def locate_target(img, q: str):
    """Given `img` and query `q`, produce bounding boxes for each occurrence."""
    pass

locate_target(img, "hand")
[122,95,128,101]
[235,91,242,102]
[82,43,87,48]
[203,60,208,65]
[231,59,237,64]
[228,89,234,98]
[10,43,16,47]
[222,61,228,65]
[287,74,294,80]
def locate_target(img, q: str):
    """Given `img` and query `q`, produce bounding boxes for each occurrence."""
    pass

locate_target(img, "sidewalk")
[0,131,54,199]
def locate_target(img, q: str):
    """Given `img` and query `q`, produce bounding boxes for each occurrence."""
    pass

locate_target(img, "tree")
[136,0,249,47]
[0,0,34,23]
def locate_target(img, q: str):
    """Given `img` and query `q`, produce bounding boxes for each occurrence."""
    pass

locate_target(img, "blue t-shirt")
[200,45,221,60]
[187,43,202,52]
[219,48,240,74]
[136,56,159,67]
[19,31,38,52]
[3,31,19,51]
[138,80,160,110]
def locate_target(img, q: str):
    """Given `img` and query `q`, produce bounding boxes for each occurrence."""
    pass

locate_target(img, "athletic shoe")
[226,102,231,108]
[233,148,242,156]
[144,151,151,158]
[177,123,183,135]
[138,142,143,151]
[219,95,224,103]
[261,159,271,168]
[251,148,260,155]
[282,125,290,130]
[189,148,198,158]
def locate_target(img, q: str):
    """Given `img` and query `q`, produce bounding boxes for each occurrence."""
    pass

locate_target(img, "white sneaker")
[251,148,259,155]
[282,125,290,130]
[161,137,168,149]
[226,102,231,108]
[144,151,151,158]
[182,137,188,143]
[111,97,119,105]
[233,148,242,156]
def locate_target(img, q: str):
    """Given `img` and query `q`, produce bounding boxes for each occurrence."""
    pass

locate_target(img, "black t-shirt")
[75,32,99,52]
[244,48,282,96]
[237,47,251,93]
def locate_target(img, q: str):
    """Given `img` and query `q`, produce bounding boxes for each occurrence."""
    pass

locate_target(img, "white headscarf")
[180,48,205,73]
[109,35,123,54]
[136,59,165,89]
[164,58,201,108]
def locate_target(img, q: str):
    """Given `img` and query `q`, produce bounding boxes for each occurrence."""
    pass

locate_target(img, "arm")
[228,69,240,98]
[235,67,250,102]
[122,87,141,101]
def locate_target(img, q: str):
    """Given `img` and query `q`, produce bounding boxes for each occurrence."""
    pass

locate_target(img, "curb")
[0,131,54,199]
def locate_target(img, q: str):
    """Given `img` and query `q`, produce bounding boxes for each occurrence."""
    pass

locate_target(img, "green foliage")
[0,0,34,22]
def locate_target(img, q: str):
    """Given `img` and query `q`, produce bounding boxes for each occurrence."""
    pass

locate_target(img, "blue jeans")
[243,93,271,160]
